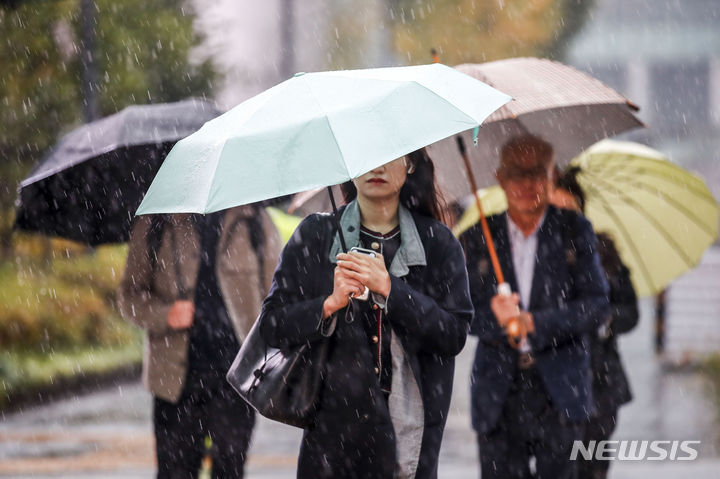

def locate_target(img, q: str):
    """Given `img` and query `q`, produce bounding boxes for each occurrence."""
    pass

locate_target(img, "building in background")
[566,0,720,200]
[567,0,720,362]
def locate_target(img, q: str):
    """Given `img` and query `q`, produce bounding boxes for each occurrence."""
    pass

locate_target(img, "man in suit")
[459,135,610,479]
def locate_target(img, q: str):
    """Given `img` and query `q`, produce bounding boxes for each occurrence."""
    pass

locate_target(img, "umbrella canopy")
[426,57,644,203]
[454,140,720,297]
[136,63,511,215]
[14,98,221,245]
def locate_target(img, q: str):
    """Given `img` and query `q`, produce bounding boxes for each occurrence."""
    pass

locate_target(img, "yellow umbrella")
[266,207,302,244]
[454,140,719,297]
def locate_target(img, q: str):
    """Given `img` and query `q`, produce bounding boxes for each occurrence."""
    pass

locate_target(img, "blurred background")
[1,0,719,477]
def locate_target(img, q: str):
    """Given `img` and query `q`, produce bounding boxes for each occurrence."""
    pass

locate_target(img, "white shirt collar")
[505,210,547,310]
[506,210,547,240]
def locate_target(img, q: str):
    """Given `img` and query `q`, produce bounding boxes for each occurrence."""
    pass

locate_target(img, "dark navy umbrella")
[14,98,221,245]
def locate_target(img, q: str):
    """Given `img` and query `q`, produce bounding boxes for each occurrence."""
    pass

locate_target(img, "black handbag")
[226,318,331,429]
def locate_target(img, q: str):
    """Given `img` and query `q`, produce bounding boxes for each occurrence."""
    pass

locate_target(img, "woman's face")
[353,156,409,202]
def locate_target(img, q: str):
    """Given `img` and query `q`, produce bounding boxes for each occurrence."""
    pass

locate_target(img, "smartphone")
[348,246,376,300]
[349,246,377,258]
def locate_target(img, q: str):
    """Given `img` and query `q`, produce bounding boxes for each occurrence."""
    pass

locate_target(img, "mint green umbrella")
[136,63,511,215]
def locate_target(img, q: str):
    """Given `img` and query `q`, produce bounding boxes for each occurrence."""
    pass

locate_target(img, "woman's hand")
[336,252,392,298]
[323,266,365,318]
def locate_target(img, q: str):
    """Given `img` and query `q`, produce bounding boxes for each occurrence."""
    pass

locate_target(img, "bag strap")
[247,204,266,287]
[223,205,266,289]
[169,223,188,300]
[146,214,166,273]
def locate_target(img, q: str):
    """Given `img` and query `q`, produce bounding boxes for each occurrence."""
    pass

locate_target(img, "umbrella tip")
[626,99,640,112]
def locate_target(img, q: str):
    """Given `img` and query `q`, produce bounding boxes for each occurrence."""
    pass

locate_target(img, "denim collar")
[328,199,427,277]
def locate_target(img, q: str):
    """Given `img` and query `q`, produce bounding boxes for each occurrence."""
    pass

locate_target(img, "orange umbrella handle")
[456,135,526,350]
[456,136,505,284]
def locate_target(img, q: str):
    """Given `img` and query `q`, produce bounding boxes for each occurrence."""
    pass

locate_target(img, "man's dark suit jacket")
[460,206,610,435]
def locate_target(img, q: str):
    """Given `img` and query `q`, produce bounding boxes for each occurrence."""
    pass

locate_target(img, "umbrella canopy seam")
[301,75,353,180]
[582,180,660,293]
[584,157,713,199]
[582,174,698,268]
[581,169,718,237]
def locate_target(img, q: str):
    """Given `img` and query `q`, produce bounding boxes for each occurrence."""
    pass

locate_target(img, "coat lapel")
[328,200,426,278]
[528,209,558,310]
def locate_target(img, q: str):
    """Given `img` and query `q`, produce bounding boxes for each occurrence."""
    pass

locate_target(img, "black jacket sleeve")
[608,263,639,335]
[386,227,473,356]
[258,215,329,349]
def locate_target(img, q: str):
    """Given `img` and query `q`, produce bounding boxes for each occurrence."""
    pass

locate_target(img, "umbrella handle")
[497,283,528,352]
[456,135,505,284]
[456,135,520,348]
[498,282,527,351]
[327,186,348,253]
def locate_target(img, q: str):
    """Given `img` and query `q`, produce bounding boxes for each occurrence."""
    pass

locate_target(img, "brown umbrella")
[288,184,342,216]
[428,57,644,204]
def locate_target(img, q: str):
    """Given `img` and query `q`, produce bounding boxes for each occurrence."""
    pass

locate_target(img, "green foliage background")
[323,0,592,68]
[0,0,215,396]
[0,0,215,256]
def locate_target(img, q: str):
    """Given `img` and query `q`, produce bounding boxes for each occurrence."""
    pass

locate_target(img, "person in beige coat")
[119,205,281,479]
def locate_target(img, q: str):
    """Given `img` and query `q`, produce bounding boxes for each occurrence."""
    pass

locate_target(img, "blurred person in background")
[552,167,639,479]
[119,206,281,479]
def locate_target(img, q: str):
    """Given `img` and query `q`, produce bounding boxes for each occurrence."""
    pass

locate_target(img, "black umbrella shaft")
[327,186,347,253]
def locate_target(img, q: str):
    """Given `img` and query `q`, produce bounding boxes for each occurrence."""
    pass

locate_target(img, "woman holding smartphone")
[258,148,473,479]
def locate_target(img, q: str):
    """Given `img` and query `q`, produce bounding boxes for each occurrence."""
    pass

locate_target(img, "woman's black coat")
[258,205,473,478]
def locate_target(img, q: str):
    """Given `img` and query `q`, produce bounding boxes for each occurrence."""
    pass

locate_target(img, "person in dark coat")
[552,169,639,479]
[459,135,610,479]
[258,148,474,479]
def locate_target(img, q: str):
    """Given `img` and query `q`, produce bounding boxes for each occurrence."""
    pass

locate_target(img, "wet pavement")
[2,252,720,477]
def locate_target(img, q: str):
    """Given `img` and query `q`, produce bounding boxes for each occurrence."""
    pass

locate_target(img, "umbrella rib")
[301,77,353,180]
[321,115,352,179]
[581,181,658,293]
[581,170,697,268]
[582,169,718,237]
[587,156,714,201]
[202,143,227,214]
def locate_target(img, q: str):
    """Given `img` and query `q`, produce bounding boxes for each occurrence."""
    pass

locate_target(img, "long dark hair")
[340,148,447,223]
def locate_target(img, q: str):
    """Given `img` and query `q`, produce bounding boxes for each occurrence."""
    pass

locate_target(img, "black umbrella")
[14,98,222,245]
